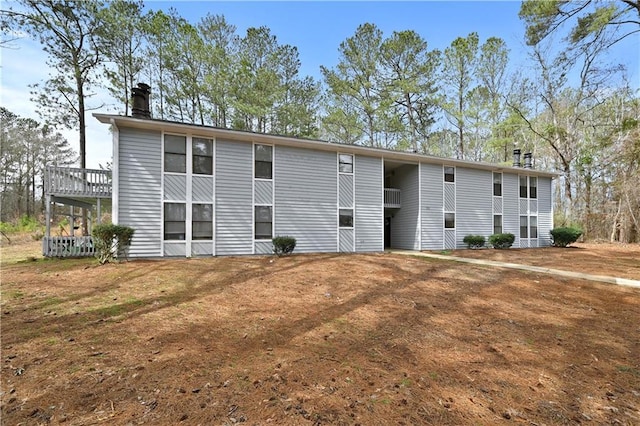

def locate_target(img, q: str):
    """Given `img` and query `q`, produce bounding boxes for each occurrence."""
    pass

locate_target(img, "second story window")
[339,154,353,173]
[193,138,213,175]
[493,172,502,196]
[164,135,186,173]
[519,176,528,198]
[444,166,455,183]
[529,176,537,199]
[255,145,272,179]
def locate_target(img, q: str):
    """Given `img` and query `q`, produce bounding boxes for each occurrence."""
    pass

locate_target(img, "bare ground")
[1,240,639,425]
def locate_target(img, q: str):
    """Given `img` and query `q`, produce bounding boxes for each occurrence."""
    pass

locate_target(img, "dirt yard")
[1,240,639,425]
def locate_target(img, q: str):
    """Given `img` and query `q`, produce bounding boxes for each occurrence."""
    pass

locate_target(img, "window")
[529,176,537,199]
[192,204,213,240]
[520,216,528,239]
[164,135,186,173]
[493,172,502,196]
[255,206,272,239]
[444,212,455,229]
[193,137,213,175]
[493,215,502,234]
[530,216,538,238]
[339,154,353,173]
[339,209,353,228]
[255,145,272,179]
[519,176,528,198]
[164,203,186,240]
[444,166,455,183]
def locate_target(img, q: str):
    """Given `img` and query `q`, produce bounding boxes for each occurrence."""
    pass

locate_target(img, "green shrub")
[550,227,582,248]
[273,236,296,256]
[463,235,485,249]
[489,233,515,249]
[92,224,135,264]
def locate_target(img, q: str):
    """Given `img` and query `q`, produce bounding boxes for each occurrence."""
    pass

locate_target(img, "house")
[88,102,554,258]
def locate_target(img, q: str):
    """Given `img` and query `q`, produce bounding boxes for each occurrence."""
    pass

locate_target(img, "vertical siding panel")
[355,156,383,252]
[538,177,553,246]
[339,229,354,252]
[456,168,492,248]
[391,164,419,250]
[274,146,337,253]
[339,174,354,207]
[164,175,186,200]
[255,240,273,255]
[421,163,444,250]
[118,128,162,257]
[503,173,520,247]
[216,140,253,255]
[192,176,214,202]
[254,180,273,205]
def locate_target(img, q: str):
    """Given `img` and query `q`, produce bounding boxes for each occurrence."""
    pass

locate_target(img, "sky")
[1,1,638,168]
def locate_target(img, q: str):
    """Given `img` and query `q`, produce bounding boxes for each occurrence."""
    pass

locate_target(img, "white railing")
[384,188,401,208]
[42,236,95,258]
[45,166,112,197]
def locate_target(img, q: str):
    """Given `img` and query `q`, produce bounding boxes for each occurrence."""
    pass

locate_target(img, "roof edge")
[94,113,559,178]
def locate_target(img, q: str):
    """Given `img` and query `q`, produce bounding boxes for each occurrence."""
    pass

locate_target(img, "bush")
[489,233,515,249]
[550,227,582,248]
[463,235,485,249]
[273,236,296,256]
[92,224,135,264]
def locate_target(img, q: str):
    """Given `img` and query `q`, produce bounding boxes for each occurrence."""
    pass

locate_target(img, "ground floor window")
[530,216,538,238]
[164,203,186,240]
[339,209,353,228]
[192,204,213,240]
[493,215,502,234]
[520,215,538,239]
[255,206,272,239]
[444,212,455,229]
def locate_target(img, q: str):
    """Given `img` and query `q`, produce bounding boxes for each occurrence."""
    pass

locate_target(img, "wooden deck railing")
[45,166,112,198]
[384,188,401,208]
[42,236,95,257]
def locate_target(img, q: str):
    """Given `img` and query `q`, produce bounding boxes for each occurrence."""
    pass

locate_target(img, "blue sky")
[1,1,638,168]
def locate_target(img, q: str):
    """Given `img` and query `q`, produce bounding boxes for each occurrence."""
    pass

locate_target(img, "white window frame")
[254,144,273,181]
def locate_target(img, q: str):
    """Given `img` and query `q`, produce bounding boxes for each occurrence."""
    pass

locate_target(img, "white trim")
[212,137,216,256]
[381,157,385,252]
[443,165,457,249]
[160,131,165,255]
[110,119,120,225]
[418,162,422,250]
[352,155,356,251]
[336,152,340,252]
[272,145,276,242]
[253,143,274,253]
[338,152,354,175]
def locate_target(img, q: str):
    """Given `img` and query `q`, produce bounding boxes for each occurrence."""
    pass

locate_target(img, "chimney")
[131,83,151,119]
[512,149,521,167]
[523,152,533,169]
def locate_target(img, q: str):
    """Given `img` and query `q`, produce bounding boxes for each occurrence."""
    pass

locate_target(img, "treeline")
[1,0,638,242]
[0,108,76,222]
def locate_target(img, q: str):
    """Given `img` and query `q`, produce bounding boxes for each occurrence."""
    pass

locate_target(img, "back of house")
[95,111,554,258]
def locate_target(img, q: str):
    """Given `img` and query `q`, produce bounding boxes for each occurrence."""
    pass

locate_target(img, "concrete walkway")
[390,250,640,289]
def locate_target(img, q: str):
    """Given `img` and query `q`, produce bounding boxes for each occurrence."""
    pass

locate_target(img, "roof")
[94,113,558,178]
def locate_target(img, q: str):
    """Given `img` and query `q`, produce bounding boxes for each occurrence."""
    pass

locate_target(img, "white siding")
[255,180,273,205]
[164,242,186,257]
[339,174,354,208]
[192,241,213,256]
[391,164,419,250]
[192,176,213,202]
[216,140,253,255]
[503,173,520,247]
[538,177,553,246]
[164,175,186,201]
[255,240,273,255]
[339,229,354,252]
[274,146,337,252]
[355,156,383,252]
[421,163,444,250]
[118,128,162,257]
[456,168,492,248]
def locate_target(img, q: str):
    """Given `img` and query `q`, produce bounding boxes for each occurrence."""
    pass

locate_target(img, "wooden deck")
[45,166,111,198]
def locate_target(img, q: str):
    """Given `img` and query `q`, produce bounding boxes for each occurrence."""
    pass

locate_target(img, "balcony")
[384,188,401,208]
[45,166,112,198]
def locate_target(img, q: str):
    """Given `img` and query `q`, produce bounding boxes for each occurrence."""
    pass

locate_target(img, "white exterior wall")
[456,168,493,248]
[118,128,162,257]
[355,156,383,252]
[274,146,337,253]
